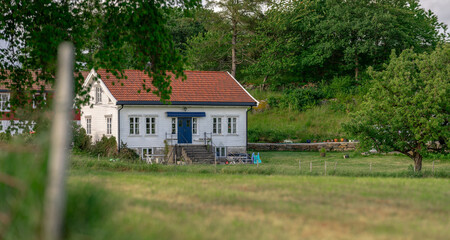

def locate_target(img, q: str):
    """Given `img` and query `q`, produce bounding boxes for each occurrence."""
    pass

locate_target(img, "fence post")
[324,161,327,176]
[43,42,74,240]
[310,161,312,173]
[299,159,301,171]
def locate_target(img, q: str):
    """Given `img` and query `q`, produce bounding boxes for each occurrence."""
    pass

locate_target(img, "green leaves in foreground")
[344,45,449,170]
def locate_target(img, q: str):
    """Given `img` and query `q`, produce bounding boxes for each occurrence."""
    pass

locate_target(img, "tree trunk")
[413,152,423,172]
[261,75,269,91]
[231,20,237,77]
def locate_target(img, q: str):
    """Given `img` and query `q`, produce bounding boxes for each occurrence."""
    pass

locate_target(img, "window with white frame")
[95,87,102,104]
[106,116,112,135]
[32,93,46,109]
[86,117,92,135]
[0,93,10,112]
[171,118,176,134]
[215,147,226,157]
[129,117,140,135]
[213,117,222,134]
[146,117,156,135]
[142,148,153,160]
[192,118,198,134]
[227,117,237,134]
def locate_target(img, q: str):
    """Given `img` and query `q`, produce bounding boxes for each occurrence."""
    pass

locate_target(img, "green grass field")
[67,152,450,240]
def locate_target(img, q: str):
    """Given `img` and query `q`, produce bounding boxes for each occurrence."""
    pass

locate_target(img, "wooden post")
[310,161,312,173]
[324,161,327,176]
[214,157,217,173]
[299,159,301,171]
[43,42,74,240]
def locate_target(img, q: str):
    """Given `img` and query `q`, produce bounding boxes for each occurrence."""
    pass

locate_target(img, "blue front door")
[178,117,192,144]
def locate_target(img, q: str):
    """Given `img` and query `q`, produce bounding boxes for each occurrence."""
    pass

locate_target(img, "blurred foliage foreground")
[0,132,113,240]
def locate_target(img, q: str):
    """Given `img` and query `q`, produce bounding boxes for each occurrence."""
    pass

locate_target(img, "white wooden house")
[80,69,258,162]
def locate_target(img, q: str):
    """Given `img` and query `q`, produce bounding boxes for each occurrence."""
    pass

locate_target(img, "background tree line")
[168,0,447,87]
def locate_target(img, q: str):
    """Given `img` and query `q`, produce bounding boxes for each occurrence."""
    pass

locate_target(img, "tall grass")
[70,152,450,178]
[248,104,350,142]
[0,134,114,240]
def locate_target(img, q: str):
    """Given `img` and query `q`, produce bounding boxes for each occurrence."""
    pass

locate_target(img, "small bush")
[90,136,117,157]
[248,128,290,143]
[72,124,92,151]
[118,142,140,162]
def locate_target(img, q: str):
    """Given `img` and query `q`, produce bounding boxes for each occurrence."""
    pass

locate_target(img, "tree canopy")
[343,45,449,171]
[0,0,200,108]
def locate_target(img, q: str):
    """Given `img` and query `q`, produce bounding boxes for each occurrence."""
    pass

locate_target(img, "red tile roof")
[96,69,257,106]
[0,70,90,91]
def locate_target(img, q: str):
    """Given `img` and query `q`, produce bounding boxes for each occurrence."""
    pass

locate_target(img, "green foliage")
[0,133,113,240]
[72,124,92,152]
[0,0,201,106]
[245,0,446,86]
[248,128,290,143]
[268,87,325,111]
[90,136,118,158]
[185,30,231,71]
[344,46,450,170]
[118,142,141,162]
[249,105,350,142]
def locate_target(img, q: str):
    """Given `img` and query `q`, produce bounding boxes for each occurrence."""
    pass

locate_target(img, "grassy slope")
[69,168,450,240]
[248,105,350,142]
[247,90,351,142]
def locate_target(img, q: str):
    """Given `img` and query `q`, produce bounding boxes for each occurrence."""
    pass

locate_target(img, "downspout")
[246,106,252,151]
[117,104,124,152]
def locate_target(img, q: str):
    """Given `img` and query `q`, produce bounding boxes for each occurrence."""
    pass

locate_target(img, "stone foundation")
[248,142,358,152]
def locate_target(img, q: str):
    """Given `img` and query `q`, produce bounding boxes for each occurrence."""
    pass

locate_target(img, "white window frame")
[171,117,177,134]
[215,147,226,158]
[129,117,140,135]
[192,118,198,135]
[106,116,112,135]
[227,117,237,134]
[213,117,222,134]
[142,147,153,160]
[95,86,102,104]
[145,116,157,135]
[86,117,92,135]
[0,93,10,112]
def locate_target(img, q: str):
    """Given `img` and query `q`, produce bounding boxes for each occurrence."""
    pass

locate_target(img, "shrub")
[0,132,12,142]
[322,76,357,98]
[118,142,140,162]
[248,128,290,143]
[72,124,92,152]
[90,136,118,157]
[280,87,325,111]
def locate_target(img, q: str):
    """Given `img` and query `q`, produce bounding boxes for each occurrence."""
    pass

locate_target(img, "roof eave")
[115,101,257,107]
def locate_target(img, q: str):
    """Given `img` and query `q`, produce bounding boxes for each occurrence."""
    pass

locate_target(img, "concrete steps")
[181,145,215,164]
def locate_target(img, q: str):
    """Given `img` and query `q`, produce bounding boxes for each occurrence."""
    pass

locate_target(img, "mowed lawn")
[68,152,450,240]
